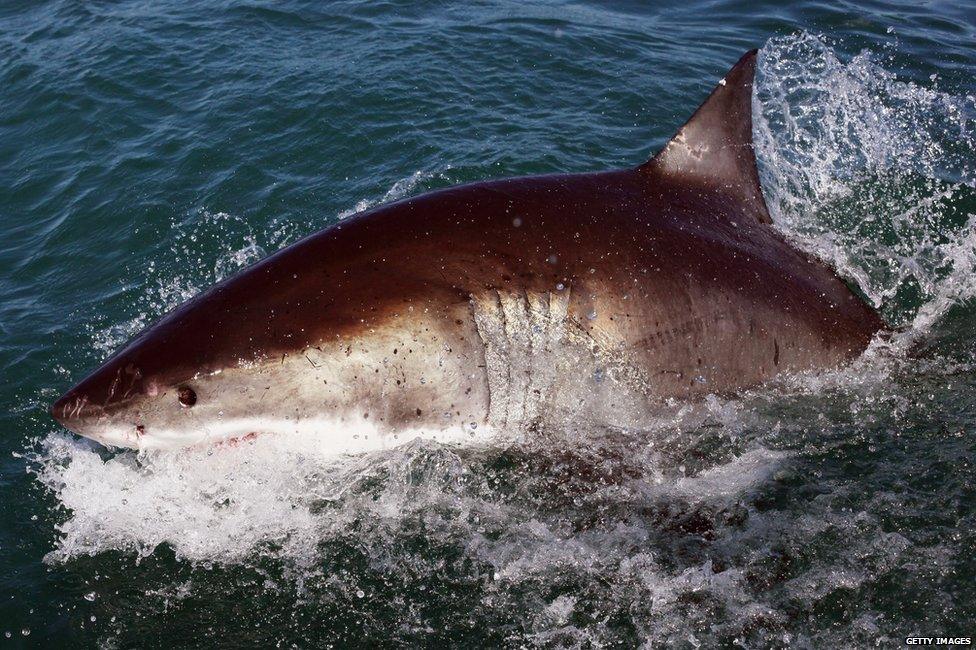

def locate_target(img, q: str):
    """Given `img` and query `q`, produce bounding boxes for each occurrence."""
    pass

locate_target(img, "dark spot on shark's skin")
[416,408,422,416]
[774,338,780,366]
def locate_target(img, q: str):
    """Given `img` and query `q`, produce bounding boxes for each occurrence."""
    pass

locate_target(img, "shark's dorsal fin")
[641,49,771,224]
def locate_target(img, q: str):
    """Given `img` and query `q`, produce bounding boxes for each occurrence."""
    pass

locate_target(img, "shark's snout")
[51,377,152,448]
[50,390,106,429]
[50,360,145,440]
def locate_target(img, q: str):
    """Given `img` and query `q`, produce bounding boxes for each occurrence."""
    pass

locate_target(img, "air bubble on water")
[84,592,96,601]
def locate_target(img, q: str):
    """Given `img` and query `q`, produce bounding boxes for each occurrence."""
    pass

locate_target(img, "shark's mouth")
[83,415,500,454]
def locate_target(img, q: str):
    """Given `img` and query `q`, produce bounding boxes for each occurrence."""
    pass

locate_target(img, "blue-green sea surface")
[2,1,975,647]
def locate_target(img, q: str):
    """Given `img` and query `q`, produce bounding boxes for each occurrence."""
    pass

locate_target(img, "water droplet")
[21,629,30,637]
[547,254,558,264]
[84,592,96,602]
[555,282,565,291]
[356,590,365,598]
[587,310,597,320]
[512,217,522,227]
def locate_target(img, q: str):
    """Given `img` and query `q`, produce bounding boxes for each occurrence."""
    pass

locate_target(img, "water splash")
[88,210,288,359]
[337,168,452,219]
[754,32,976,336]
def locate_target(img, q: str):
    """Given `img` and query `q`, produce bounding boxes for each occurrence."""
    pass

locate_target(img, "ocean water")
[2,0,975,647]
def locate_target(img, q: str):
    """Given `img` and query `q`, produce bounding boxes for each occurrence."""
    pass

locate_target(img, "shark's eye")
[177,386,197,407]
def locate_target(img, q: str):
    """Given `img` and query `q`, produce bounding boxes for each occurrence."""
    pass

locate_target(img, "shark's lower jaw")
[84,416,500,455]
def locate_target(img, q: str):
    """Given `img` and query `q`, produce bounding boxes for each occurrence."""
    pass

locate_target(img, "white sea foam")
[31,426,499,565]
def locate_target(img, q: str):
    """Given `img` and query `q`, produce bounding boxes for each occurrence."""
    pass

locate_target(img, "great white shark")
[51,50,885,451]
